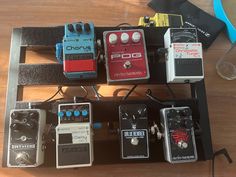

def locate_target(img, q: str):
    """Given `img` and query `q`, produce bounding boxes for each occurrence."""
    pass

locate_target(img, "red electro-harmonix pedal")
[103,29,150,84]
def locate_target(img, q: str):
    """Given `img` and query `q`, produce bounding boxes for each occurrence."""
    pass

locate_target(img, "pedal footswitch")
[160,107,198,163]
[56,102,93,168]
[103,29,150,84]
[7,109,46,167]
[119,104,149,159]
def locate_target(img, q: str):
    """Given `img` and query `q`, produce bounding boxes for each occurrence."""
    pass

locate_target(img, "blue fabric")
[214,0,236,43]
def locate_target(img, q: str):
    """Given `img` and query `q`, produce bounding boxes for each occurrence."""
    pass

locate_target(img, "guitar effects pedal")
[7,109,46,167]
[56,102,93,168]
[164,28,204,83]
[160,107,198,163]
[119,104,149,159]
[138,13,183,27]
[56,22,97,79]
[103,29,150,84]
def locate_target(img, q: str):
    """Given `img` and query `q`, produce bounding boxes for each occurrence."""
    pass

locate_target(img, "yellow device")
[138,13,183,27]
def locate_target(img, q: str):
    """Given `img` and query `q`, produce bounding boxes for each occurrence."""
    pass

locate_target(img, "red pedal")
[103,29,150,84]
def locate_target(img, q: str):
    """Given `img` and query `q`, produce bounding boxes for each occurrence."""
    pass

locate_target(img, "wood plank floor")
[0,0,235,176]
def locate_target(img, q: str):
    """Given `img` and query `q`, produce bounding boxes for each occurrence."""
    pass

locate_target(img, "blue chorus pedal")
[56,22,97,79]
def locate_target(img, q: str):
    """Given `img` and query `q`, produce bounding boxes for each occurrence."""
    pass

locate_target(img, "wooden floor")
[0,0,235,176]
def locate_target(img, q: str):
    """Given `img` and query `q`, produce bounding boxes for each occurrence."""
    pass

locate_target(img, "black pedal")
[119,104,149,159]
[160,107,198,163]
[7,109,46,167]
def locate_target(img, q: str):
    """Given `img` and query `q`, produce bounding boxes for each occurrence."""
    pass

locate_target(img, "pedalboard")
[56,102,93,168]
[138,13,183,27]
[164,28,204,83]
[56,22,97,79]
[7,109,46,167]
[103,29,150,84]
[119,104,149,159]
[160,107,198,163]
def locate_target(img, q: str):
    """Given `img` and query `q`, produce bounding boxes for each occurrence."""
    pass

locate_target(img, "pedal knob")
[184,119,193,129]
[149,21,155,27]
[68,24,74,32]
[181,108,192,116]
[82,110,88,117]
[76,24,83,33]
[10,123,22,131]
[11,112,19,119]
[168,109,178,118]
[58,111,64,118]
[144,16,150,23]
[178,140,188,149]
[109,33,118,44]
[15,152,30,165]
[84,23,91,33]
[121,33,129,44]
[123,60,132,69]
[66,111,72,117]
[131,137,139,146]
[169,120,178,130]
[132,32,141,43]
[29,112,37,118]
[26,121,35,129]
[74,110,80,117]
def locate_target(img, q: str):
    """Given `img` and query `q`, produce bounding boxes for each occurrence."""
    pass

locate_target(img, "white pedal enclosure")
[56,102,93,168]
[164,28,204,83]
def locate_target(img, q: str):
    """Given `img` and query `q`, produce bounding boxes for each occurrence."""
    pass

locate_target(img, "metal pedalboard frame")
[2,26,213,167]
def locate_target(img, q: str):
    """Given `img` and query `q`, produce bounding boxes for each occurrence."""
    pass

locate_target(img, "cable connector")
[150,122,163,140]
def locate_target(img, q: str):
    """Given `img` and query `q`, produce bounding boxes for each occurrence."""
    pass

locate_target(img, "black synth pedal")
[7,109,46,167]
[160,107,198,163]
[119,104,149,159]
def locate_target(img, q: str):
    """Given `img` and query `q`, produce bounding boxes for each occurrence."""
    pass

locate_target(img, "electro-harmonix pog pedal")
[103,29,150,84]
[164,28,204,83]
[56,102,93,168]
[119,104,149,159]
[56,22,97,79]
[160,107,198,163]
[7,109,46,167]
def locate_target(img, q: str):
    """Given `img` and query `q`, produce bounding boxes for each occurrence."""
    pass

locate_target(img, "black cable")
[43,86,62,103]
[113,88,142,98]
[91,85,103,101]
[122,85,138,101]
[80,86,88,98]
[145,89,175,106]
[116,23,132,27]
[212,148,233,177]
[166,84,176,99]
[59,86,88,99]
